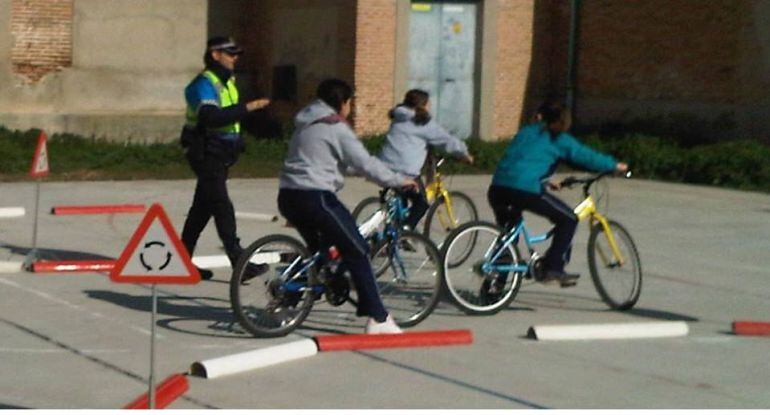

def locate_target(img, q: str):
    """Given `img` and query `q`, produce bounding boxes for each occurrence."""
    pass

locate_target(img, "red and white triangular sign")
[29,131,49,178]
[110,204,200,284]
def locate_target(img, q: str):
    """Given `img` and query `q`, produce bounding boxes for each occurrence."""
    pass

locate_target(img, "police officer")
[181,36,269,280]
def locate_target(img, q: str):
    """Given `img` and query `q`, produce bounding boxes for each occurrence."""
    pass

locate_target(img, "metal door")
[408,2,477,138]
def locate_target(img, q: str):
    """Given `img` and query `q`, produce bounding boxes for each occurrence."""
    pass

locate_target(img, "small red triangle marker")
[29,131,49,178]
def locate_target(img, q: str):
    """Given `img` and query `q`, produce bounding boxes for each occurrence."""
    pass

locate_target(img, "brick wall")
[577,0,741,103]
[237,0,357,129]
[10,0,72,83]
[492,0,535,138]
[352,0,397,136]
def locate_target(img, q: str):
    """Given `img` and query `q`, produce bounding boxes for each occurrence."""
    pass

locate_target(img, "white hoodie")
[279,100,405,192]
[378,106,469,177]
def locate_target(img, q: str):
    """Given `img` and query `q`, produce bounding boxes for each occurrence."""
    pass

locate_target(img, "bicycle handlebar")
[559,170,632,196]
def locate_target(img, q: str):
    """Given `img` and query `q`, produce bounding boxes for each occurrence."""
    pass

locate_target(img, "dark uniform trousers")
[181,155,241,264]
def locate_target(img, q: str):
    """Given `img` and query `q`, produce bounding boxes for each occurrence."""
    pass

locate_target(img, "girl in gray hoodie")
[278,79,416,334]
[378,89,473,230]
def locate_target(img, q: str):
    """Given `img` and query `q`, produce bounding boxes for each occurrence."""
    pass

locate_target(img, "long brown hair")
[390,89,431,125]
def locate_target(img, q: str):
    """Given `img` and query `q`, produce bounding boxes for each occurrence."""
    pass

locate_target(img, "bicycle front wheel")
[424,191,478,254]
[230,234,316,338]
[442,221,522,315]
[587,220,642,310]
[375,230,443,327]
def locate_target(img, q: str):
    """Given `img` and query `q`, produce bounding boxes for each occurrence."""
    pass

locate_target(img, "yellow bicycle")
[352,157,478,254]
[440,171,641,314]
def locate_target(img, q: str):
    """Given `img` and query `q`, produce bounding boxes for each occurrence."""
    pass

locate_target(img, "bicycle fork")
[590,214,625,267]
[575,196,625,267]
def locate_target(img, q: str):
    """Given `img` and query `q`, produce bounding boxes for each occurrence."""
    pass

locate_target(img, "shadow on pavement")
[83,289,249,339]
[623,307,698,322]
[513,288,605,312]
[0,243,113,261]
[0,403,30,409]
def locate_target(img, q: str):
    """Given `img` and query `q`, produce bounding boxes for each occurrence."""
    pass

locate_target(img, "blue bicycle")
[230,189,443,338]
[440,172,641,315]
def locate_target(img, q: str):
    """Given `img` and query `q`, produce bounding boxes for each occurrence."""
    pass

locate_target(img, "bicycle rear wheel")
[587,220,642,310]
[352,196,382,230]
[230,234,316,337]
[441,221,522,315]
[424,190,478,257]
[375,230,442,327]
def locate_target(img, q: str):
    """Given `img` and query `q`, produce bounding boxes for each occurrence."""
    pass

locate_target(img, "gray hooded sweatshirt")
[378,106,469,177]
[280,99,405,192]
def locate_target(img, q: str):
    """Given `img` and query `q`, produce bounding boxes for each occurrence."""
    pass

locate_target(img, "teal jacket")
[492,123,617,194]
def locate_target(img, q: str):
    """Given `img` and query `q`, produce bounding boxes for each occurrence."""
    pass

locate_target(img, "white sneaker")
[365,314,403,334]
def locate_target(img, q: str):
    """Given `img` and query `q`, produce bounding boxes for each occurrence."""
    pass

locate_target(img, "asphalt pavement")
[0,175,768,409]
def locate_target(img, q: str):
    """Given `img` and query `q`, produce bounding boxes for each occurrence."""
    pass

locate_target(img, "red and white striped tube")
[733,321,770,336]
[123,373,189,410]
[314,329,473,352]
[50,204,146,215]
[32,260,116,273]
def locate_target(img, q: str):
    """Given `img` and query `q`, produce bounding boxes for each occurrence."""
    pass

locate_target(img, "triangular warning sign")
[29,131,49,178]
[110,204,200,284]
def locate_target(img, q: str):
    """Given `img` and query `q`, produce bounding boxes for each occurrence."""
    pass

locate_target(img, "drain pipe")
[566,0,581,111]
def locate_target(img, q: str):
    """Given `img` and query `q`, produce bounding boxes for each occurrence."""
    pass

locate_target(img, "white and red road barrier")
[191,330,474,379]
[732,321,770,336]
[31,260,116,273]
[123,373,189,410]
[50,204,146,215]
[0,261,22,273]
[191,338,318,379]
[527,321,689,341]
[0,207,25,219]
[191,255,231,269]
[235,211,279,222]
[315,329,473,351]
[29,255,239,274]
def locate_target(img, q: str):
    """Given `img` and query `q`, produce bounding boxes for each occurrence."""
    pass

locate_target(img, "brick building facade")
[10,0,72,84]
[1,0,769,142]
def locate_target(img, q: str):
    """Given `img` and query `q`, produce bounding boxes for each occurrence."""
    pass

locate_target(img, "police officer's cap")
[207,36,244,55]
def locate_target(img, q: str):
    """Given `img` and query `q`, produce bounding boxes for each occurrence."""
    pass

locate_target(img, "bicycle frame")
[574,195,625,266]
[481,220,550,275]
[278,251,324,295]
[483,186,626,275]
[424,161,460,230]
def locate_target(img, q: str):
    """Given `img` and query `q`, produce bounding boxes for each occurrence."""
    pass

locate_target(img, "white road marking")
[0,277,161,338]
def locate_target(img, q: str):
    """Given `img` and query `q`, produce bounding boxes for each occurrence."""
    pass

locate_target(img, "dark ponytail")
[391,89,431,125]
[537,100,572,138]
[537,100,569,125]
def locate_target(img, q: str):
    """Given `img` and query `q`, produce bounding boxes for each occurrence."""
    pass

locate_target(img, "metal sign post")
[25,131,49,270]
[109,204,201,409]
[24,180,41,269]
[149,284,158,409]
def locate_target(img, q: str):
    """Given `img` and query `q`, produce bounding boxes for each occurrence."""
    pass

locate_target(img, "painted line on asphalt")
[647,271,770,301]
[0,207,25,218]
[0,316,218,409]
[0,348,131,354]
[355,350,549,409]
[0,277,160,338]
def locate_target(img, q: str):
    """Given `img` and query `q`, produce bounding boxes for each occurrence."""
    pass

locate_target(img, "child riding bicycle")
[378,89,474,231]
[278,79,416,334]
[488,100,628,287]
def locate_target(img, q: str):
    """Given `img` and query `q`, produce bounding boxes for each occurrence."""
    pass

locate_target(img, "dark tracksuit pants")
[182,156,241,264]
[278,188,388,322]
[401,177,429,230]
[487,185,578,273]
